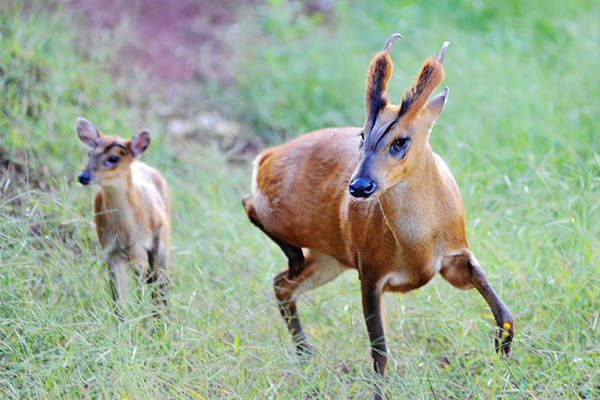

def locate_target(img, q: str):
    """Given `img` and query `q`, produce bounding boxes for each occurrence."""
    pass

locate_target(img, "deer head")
[76,117,151,186]
[349,35,450,200]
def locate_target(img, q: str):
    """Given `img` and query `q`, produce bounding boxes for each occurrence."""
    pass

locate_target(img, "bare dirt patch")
[70,0,240,84]
[68,0,263,161]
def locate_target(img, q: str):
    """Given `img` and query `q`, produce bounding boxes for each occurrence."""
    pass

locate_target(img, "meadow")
[1,0,599,398]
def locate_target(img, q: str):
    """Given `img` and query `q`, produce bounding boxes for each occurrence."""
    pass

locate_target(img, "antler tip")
[435,41,451,64]
[383,33,403,52]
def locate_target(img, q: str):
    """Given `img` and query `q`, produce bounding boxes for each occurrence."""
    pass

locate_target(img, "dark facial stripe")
[373,119,397,148]
[365,117,397,151]
[101,142,128,154]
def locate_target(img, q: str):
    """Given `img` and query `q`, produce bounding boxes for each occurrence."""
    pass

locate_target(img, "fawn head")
[349,34,450,200]
[76,118,151,186]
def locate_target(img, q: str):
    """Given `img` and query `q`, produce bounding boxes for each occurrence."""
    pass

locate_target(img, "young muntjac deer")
[242,35,514,399]
[76,118,170,318]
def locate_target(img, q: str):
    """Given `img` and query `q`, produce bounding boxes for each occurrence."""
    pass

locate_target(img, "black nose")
[349,177,377,198]
[78,172,90,185]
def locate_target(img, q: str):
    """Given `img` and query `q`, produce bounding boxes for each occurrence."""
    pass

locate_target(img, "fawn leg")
[108,257,128,320]
[147,230,170,316]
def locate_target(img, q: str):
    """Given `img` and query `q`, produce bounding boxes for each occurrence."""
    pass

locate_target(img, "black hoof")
[495,320,514,356]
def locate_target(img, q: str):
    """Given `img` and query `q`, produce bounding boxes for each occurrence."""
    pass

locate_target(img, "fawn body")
[242,35,513,399]
[76,118,170,317]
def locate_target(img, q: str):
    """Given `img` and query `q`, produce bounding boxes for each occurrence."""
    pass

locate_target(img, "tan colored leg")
[108,257,128,320]
[147,231,169,316]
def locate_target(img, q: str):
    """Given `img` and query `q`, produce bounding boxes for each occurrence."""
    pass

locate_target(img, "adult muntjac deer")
[76,118,170,318]
[242,34,514,399]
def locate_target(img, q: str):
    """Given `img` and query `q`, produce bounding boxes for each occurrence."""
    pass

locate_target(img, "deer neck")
[100,170,139,225]
[378,146,443,244]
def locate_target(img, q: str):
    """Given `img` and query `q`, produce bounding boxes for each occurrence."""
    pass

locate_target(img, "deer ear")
[365,33,402,128]
[76,117,99,148]
[398,41,449,125]
[421,86,449,126]
[129,130,151,157]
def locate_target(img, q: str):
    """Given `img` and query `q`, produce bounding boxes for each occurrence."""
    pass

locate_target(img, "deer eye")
[105,155,119,167]
[359,132,364,148]
[390,137,410,157]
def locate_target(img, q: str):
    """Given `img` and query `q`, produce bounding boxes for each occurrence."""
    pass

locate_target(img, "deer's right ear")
[420,86,449,127]
[76,118,99,148]
[365,33,402,128]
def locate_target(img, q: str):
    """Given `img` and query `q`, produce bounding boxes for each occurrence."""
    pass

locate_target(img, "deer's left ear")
[421,86,449,126]
[398,41,449,126]
[129,130,151,157]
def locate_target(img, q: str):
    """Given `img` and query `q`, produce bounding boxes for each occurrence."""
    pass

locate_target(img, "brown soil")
[70,0,240,84]
[67,0,266,161]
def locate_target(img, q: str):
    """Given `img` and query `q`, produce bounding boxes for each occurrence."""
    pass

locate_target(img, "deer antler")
[435,41,450,64]
[383,33,403,52]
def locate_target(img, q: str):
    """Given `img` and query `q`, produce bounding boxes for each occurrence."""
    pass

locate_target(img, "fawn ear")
[129,129,151,157]
[399,41,449,125]
[421,86,449,126]
[76,117,99,148]
[365,33,402,129]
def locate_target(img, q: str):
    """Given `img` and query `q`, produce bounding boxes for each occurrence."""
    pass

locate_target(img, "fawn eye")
[359,132,364,147]
[105,155,119,166]
[390,137,410,157]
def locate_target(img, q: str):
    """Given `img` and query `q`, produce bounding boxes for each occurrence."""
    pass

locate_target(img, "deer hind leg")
[242,195,305,279]
[440,250,514,355]
[147,230,170,316]
[274,249,347,356]
[273,237,306,279]
[132,247,149,299]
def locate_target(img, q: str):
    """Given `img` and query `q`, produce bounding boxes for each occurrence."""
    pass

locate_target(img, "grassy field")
[1,1,599,399]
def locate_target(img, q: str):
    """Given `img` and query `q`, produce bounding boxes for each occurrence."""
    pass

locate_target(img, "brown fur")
[77,120,170,317]
[242,38,513,400]
[365,51,393,127]
[399,57,445,123]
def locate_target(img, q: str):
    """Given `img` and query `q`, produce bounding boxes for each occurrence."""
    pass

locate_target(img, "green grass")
[1,1,599,399]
